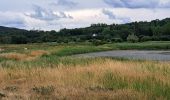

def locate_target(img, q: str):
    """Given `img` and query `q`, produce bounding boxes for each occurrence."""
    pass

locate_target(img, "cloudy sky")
[0,0,170,31]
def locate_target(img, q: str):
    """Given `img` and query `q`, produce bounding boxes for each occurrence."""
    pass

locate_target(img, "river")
[75,50,170,61]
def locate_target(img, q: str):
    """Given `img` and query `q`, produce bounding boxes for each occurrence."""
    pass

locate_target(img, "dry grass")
[0,48,4,52]
[0,59,170,99]
[0,53,30,61]
[30,50,49,57]
[0,50,49,61]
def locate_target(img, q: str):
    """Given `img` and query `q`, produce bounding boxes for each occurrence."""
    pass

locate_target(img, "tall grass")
[0,58,170,99]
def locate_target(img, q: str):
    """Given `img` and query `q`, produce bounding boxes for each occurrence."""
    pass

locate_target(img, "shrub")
[92,39,106,46]
[127,34,139,43]
[112,38,123,43]
[140,36,152,42]
[159,35,170,41]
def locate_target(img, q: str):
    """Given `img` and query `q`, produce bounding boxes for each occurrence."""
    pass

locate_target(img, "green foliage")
[112,38,123,43]
[0,18,170,44]
[92,39,106,46]
[127,34,139,43]
[140,36,152,42]
[112,42,170,50]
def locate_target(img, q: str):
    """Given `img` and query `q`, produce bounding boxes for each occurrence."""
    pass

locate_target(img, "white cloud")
[25,5,73,21]
[0,0,170,30]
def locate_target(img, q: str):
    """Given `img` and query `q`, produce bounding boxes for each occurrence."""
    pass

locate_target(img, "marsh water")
[75,50,170,61]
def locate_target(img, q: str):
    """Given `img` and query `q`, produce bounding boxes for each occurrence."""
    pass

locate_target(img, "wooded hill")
[0,18,170,44]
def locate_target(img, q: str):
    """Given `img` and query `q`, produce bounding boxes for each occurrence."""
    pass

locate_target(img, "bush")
[92,39,106,46]
[152,36,160,41]
[152,35,170,41]
[159,35,170,41]
[112,38,123,43]
[127,34,139,43]
[141,36,152,42]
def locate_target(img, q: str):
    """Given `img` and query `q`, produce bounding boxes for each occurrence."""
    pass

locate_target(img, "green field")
[0,41,170,99]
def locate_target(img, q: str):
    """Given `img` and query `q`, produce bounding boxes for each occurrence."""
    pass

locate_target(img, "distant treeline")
[0,18,170,44]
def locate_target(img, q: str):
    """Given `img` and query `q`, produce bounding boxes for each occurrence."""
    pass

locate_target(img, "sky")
[0,0,170,31]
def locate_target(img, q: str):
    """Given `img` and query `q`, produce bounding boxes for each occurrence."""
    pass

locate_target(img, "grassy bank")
[1,41,170,52]
[111,41,170,50]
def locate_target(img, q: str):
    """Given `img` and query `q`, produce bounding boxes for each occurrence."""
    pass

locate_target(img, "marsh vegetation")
[0,42,170,100]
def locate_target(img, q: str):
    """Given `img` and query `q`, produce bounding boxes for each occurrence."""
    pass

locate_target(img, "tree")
[11,35,28,44]
[101,27,114,41]
[161,23,170,35]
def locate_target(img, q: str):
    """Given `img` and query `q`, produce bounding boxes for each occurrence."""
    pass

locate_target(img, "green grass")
[106,41,170,50]
[101,71,170,100]
[1,41,170,54]
[102,71,128,90]
[131,78,170,99]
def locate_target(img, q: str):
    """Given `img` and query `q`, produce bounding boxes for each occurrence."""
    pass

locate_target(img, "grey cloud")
[119,17,131,23]
[0,13,26,28]
[0,20,26,28]
[50,0,78,8]
[103,0,124,8]
[26,5,73,21]
[103,0,170,8]
[58,11,73,19]
[102,9,116,19]
[102,9,131,23]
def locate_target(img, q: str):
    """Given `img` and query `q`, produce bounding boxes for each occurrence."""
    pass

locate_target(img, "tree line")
[0,18,170,44]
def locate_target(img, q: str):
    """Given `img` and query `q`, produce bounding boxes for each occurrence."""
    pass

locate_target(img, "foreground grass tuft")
[32,85,55,95]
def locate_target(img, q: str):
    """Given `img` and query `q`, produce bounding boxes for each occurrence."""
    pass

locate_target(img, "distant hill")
[0,18,170,44]
[0,26,27,34]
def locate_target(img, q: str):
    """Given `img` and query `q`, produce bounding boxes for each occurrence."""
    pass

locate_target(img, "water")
[75,50,170,61]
